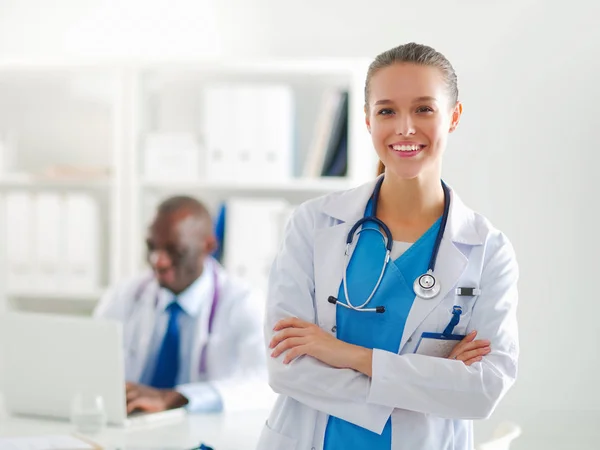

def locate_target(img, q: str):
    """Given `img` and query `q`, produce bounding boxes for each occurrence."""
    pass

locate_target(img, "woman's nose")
[395,114,416,136]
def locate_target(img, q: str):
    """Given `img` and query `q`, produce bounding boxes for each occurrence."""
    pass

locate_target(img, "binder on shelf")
[320,91,348,177]
[33,192,63,291]
[0,132,17,176]
[303,90,345,177]
[212,202,227,263]
[203,84,294,183]
[204,85,236,183]
[5,191,34,291]
[222,198,290,294]
[143,132,202,182]
[64,193,100,292]
[254,85,294,182]
[303,90,349,178]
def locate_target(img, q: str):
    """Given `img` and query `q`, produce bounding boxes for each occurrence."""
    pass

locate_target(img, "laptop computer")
[0,311,185,426]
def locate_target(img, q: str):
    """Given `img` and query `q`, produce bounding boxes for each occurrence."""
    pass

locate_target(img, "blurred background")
[0,0,598,448]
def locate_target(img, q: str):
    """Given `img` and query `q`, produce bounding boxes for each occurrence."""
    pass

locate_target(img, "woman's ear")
[365,105,371,134]
[449,101,463,133]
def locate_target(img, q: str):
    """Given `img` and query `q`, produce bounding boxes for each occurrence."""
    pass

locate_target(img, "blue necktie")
[149,301,182,389]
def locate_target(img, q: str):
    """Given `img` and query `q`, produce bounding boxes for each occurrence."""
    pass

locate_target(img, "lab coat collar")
[320,175,483,246]
[156,258,216,317]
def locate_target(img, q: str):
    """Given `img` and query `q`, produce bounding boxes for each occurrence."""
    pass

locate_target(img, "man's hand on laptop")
[126,382,189,413]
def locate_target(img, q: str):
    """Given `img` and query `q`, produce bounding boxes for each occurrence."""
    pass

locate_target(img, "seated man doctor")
[94,195,271,414]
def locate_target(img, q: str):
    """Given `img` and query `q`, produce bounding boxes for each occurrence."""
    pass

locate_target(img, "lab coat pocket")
[257,421,298,450]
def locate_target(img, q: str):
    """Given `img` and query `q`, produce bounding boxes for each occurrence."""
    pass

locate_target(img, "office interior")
[0,1,597,449]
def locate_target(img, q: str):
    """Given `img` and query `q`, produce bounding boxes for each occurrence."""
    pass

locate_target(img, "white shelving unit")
[0,58,376,314]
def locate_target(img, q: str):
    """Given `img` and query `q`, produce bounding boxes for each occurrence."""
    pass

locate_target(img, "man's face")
[145,211,210,294]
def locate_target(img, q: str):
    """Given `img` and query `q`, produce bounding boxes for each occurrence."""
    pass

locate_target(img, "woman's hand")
[448,330,491,366]
[269,317,372,375]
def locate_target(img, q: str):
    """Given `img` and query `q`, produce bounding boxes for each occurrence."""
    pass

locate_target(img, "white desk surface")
[0,408,270,450]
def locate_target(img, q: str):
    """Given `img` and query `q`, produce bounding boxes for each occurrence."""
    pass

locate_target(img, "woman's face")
[365,63,462,181]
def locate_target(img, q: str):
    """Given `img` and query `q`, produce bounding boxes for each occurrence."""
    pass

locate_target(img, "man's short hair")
[156,195,211,222]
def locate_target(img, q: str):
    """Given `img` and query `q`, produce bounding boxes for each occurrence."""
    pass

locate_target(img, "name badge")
[414,332,465,358]
[413,305,465,358]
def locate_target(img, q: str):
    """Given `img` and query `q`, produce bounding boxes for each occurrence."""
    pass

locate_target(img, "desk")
[0,409,270,450]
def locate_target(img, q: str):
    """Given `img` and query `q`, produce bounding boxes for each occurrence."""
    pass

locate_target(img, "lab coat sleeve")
[266,203,393,434]
[207,289,276,412]
[367,233,519,419]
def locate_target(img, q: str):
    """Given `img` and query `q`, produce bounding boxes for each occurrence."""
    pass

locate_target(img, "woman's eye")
[377,108,394,116]
[416,106,434,113]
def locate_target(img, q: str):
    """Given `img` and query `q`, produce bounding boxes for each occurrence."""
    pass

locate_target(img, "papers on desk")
[0,434,101,450]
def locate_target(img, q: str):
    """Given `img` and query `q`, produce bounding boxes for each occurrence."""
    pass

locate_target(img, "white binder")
[204,85,236,182]
[223,198,290,294]
[64,193,100,292]
[143,132,201,182]
[233,85,260,181]
[255,85,294,181]
[33,192,63,291]
[203,84,294,183]
[5,191,34,292]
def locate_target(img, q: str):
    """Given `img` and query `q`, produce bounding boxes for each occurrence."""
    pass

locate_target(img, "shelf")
[6,289,105,302]
[0,174,112,190]
[141,177,354,194]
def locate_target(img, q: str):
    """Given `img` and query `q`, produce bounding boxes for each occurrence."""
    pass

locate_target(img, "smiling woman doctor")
[258,42,519,450]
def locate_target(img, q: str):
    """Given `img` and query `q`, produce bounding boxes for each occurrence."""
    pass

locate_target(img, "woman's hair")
[366,43,459,176]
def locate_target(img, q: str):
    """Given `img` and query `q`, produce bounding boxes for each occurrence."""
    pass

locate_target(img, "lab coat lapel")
[399,189,482,351]
[314,221,350,331]
[130,283,159,382]
[188,269,219,382]
[399,236,468,350]
[314,178,380,330]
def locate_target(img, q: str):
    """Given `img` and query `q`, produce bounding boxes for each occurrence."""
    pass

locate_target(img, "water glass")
[70,393,107,434]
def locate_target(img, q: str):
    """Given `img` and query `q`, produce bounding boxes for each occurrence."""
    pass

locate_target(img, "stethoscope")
[329,176,450,313]
[133,262,220,375]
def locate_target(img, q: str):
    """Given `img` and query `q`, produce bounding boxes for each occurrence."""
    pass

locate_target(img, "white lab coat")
[258,177,519,450]
[94,258,275,412]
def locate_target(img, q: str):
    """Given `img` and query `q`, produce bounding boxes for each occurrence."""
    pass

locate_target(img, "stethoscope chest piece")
[413,270,441,299]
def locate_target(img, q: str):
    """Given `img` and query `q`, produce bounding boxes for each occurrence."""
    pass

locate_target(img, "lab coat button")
[408,337,412,342]
[331,326,337,333]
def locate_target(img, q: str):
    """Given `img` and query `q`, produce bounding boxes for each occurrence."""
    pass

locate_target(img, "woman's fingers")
[448,330,491,363]
[271,337,306,358]
[457,339,490,354]
[463,356,483,366]
[283,345,309,364]
[273,317,310,331]
[457,346,491,362]
[461,330,477,344]
[451,337,489,358]
[269,327,308,348]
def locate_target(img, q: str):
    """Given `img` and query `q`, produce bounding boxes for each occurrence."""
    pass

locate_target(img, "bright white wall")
[1,0,598,447]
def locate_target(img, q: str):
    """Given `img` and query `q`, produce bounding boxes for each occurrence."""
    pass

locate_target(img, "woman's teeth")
[392,144,421,152]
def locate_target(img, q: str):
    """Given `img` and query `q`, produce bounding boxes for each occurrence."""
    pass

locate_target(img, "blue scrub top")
[323,199,441,450]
